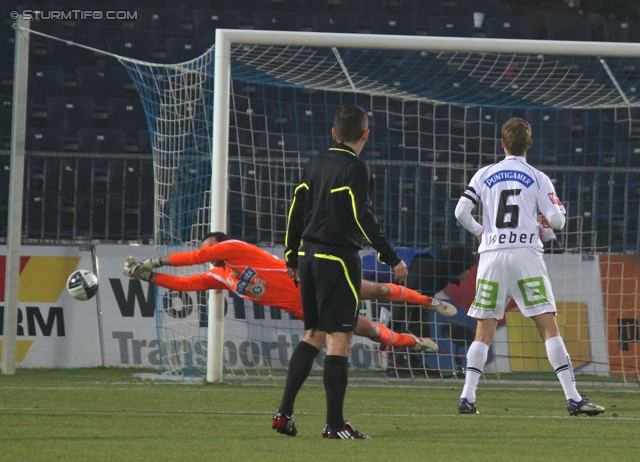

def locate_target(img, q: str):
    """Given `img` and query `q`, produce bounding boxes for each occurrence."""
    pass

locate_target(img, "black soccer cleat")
[322,421,371,439]
[458,398,479,414]
[272,411,297,436]
[567,396,605,417]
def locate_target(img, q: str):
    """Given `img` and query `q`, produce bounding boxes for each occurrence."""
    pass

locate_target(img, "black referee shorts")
[298,243,361,333]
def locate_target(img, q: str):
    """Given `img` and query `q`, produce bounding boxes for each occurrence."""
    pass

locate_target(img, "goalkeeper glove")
[123,256,162,282]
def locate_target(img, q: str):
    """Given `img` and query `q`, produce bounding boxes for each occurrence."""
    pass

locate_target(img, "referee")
[284,104,407,439]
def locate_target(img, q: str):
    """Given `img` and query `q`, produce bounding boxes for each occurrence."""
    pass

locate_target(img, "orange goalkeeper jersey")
[155,240,304,319]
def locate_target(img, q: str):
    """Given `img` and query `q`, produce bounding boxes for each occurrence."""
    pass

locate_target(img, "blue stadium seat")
[603,21,640,42]
[412,0,444,16]
[192,9,243,40]
[370,14,417,35]
[264,84,295,104]
[263,0,302,12]
[265,101,295,131]
[134,7,183,60]
[29,10,73,38]
[612,140,640,168]
[28,30,95,70]
[452,0,505,18]
[136,35,169,62]
[107,98,148,137]
[0,94,11,128]
[28,66,65,108]
[105,36,138,60]
[546,19,592,41]
[165,0,211,15]
[295,0,339,13]
[223,0,265,10]
[312,12,361,33]
[485,17,533,39]
[165,38,211,63]
[135,7,182,39]
[77,128,127,153]
[427,16,475,37]
[25,127,65,151]
[75,19,129,49]
[253,11,303,31]
[76,67,127,107]
[339,0,384,14]
[46,97,95,134]
[378,0,418,14]
[0,34,14,72]
[138,130,152,154]
[0,127,9,150]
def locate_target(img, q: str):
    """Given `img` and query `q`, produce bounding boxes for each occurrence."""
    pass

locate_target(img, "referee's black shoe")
[272,411,297,436]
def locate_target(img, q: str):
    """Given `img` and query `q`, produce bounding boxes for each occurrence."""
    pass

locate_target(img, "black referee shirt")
[284,143,401,269]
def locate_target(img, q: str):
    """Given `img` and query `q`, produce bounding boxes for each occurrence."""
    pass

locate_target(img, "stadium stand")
[76,66,128,108]
[165,37,211,63]
[312,11,361,33]
[134,7,182,39]
[45,97,95,144]
[252,11,305,32]
[0,93,11,128]
[28,65,65,110]
[77,128,127,153]
[137,130,152,154]
[603,20,640,42]
[427,15,476,37]
[105,36,139,60]
[25,127,65,152]
[546,18,592,41]
[370,13,417,35]
[485,17,533,39]
[0,0,638,244]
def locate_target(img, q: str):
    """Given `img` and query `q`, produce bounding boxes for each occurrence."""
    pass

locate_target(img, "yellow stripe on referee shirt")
[284,182,309,262]
[330,186,372,245]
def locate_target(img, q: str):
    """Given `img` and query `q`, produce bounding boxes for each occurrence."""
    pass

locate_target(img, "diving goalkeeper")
[123,232,456,353]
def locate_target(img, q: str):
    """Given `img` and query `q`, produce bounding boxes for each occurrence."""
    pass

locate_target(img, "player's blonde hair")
[502,117,532,156]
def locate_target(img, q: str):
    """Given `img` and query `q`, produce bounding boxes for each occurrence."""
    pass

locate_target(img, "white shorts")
[467,248,556,320]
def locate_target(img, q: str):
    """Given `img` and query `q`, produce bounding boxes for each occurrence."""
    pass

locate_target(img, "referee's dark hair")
[333,105,368,144]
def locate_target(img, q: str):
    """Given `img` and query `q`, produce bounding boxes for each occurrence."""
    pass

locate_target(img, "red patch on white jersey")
[548,192,562,206]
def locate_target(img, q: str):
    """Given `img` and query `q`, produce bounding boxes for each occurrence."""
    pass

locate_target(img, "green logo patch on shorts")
[517,276,549,306]
[472,278,498,309]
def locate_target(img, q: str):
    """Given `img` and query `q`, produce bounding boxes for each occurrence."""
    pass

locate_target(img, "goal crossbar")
[215,29,640,56]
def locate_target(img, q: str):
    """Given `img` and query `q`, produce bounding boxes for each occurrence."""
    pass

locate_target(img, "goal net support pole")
[207,30,232,384]
[2,17,30,375]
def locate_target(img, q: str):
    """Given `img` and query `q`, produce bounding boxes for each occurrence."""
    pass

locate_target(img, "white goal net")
[22,26,640,383]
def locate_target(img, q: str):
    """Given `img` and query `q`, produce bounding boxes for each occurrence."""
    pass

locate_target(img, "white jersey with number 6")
[460,156,565,254]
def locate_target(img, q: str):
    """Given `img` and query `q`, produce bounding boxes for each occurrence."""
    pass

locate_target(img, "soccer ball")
[66,269,99,301]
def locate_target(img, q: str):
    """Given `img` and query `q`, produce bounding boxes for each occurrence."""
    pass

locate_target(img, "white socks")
[461,337,581,404]
[545,335,581,402]
[460,341,489,404]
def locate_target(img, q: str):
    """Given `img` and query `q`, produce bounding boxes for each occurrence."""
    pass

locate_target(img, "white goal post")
[208,29,640,383]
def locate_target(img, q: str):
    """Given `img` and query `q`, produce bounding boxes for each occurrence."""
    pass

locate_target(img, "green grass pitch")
[1,368,639,461]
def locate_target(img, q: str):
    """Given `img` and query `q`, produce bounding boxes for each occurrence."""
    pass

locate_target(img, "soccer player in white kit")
[454,117,604,416]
